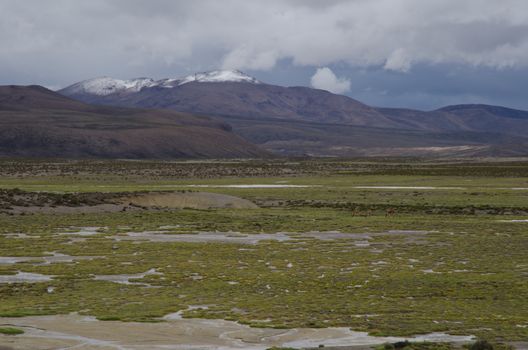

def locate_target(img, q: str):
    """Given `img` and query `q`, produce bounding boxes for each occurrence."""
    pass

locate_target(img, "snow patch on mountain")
[61,70,260,96]
[179,70,260,85]
[64,77,157,96]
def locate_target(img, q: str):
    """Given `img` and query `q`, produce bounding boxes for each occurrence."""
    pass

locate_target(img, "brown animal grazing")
[385,208,396,217]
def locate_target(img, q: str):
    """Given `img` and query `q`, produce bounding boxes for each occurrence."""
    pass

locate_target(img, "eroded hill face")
[0,85,267,159]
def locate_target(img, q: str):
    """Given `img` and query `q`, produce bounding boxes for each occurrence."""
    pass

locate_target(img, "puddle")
[162,305,211,320]
[499,219,528,222]
[58,226,107,236]
[113,231,293,244]
[0,313,475,350]
[0,271,55,283]
[0,252,102,265]
[280,331,473,348]
[353,186,465,190]
[158,225,180,230]
[93,268,161,286]
[111,230,428,245]
[0,257,38,264]
[182,184,317,188]
[4,233,37,239]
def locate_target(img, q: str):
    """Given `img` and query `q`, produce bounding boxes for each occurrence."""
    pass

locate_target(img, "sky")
[1,0,528,110]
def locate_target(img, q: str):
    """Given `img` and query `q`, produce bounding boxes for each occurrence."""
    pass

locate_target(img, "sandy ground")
[125,191,258,209]
[0,314,475,350]
[110,230,429,245]
[4,191,258,215]
[182,184,317,188]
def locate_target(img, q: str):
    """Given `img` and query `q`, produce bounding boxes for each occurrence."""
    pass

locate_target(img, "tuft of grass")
[0,327,24,335]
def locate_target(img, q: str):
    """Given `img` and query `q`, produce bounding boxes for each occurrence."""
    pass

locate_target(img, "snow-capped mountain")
[57,71,528,157]
[61,70,260,96]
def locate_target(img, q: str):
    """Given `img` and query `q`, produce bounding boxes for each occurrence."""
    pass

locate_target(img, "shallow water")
[58,226,106,236]
[0,252,101,265]
[0,313,475,350]
[113,231,293,244]
[353,186,465,190]
[183,184,317,188]
[0,271,55,283]
[93,268,161,286]
[162,305,211,320]
[111,230,427,245]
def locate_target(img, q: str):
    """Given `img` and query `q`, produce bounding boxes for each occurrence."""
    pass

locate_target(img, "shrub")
[469,340,493,350]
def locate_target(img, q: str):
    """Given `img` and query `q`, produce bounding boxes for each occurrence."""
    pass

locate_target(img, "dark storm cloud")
[0,0,527,108]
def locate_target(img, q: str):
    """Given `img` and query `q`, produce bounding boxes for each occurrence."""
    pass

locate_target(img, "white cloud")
[221,46,279,70]
[384,49,412,72]
[310,67,350,94]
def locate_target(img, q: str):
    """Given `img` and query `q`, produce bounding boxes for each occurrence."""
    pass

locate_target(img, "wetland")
[0,158,527,349]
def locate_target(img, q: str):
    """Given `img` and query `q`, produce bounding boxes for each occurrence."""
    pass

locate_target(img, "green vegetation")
[0,158,527,346]
[375,340,514,350]
[0,327,24,335]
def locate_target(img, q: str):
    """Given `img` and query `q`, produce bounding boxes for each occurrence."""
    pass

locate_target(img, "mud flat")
[0,272,54,284]
[113,231,293,244]
[93,268,161,286]
[125,191,258,209]
[0,252,101,265]
[183,184,318,188]
[0,313,474,350]
[352,186,465,190]
[58,226,107,236]
[111,230,428,245]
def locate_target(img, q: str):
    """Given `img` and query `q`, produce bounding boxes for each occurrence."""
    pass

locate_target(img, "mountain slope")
[0,85,267,159]
[59,71,401,128]
[60,70,528,135]
[58,71,528,157]
[0,85,89,111]
[218,114,528,157]
[433,104,528,137]
[375,104,528,137]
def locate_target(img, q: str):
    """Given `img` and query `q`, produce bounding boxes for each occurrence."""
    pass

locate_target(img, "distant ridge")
[0,85,267,159]
[437,104,528,120]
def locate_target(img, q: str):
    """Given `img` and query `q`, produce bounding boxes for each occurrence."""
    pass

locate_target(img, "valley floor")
[0,158,527,350]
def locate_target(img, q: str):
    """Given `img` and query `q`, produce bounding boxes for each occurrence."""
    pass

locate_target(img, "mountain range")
[0,70,526,159]
[58,70,528,157]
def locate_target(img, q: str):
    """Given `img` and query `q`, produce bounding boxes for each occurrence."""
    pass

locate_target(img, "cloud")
[222,46,279,70]
[310,67,350,94]
[1,0,528,90]
[384,49,412,72]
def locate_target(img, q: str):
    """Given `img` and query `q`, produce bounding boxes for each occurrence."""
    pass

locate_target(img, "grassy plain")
[0,158,527,348]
